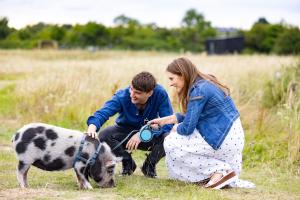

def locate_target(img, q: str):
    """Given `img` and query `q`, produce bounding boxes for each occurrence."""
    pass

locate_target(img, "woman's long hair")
[166,57,230,113]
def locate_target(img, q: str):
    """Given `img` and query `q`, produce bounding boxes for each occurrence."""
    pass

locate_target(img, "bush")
[274,27,300,55]
[259,61,300,167]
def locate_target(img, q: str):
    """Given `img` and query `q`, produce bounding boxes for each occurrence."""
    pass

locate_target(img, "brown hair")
[166,57,230,113]
[131,71,157,92]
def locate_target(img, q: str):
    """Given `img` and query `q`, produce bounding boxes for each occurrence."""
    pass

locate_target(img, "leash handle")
[139,124,161,142]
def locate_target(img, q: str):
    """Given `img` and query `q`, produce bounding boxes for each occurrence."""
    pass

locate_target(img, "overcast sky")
[0,0,299,30]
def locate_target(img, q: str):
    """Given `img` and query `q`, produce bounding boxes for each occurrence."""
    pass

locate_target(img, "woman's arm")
[149,114,178,127]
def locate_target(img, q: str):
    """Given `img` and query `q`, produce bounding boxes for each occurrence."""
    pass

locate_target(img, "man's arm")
[86,93,122,136]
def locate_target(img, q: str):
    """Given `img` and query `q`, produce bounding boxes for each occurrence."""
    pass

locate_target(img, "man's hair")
[131,71,157,92]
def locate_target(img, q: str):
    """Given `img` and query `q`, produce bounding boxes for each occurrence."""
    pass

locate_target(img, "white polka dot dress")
[164,118,245,183]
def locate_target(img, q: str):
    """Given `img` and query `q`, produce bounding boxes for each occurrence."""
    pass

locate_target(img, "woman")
[149,57,245,189]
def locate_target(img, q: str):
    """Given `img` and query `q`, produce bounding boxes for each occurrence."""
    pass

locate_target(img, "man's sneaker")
[121,159,137,176]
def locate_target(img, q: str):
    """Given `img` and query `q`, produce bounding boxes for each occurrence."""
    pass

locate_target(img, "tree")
[0,17,11,39]
[49,25,66,41]
[65,22,109,47]
[255,17,269,25]
[245,23,285,53]
[113,15,140,27]
[182,9,205,27]
[180,9,216,52]
[274,27,300,54]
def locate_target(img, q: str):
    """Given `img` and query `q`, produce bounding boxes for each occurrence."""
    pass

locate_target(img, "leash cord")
[112,130,139,151]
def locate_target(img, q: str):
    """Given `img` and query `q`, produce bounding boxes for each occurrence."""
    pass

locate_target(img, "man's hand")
[86,124,98,139]
[126,132,141,151]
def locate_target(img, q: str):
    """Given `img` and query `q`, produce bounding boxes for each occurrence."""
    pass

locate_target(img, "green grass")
[1,124,300,200]
[0,84,18,116]
[0,51,299,199]
[0,72,25,81]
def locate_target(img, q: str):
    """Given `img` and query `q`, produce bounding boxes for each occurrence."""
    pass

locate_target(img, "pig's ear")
[105,157,122,168]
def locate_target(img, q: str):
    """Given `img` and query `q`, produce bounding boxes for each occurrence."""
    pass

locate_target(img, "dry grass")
[0,50,299,199]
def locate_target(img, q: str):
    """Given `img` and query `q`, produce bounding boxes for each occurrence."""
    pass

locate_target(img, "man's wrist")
[88,124,97,132]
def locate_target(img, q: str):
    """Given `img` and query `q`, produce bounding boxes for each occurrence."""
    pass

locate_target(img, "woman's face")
[167,71,184,93]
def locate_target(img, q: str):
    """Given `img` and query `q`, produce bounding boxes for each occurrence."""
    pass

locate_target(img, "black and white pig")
[12,123,121,189]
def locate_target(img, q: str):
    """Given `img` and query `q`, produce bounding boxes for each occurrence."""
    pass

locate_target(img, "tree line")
[0,9,299,54]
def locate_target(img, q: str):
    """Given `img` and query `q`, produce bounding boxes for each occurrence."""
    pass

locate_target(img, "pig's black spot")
[45,129,58,140]
[22,128,37,143]
[34,137,46,150]
[65,146,76,157]
[33,158,65,171]
[16,142,26,154]
[18,160,25,171]
[35,126,45,133]
[43,154,51,162]
[14,132,20,141]
[16,128,41,154]
[81,152,89,161]
[80,167,85,174]
[99,145,105,154]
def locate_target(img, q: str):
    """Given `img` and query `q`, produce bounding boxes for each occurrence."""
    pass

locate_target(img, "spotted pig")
[12,123,121,189]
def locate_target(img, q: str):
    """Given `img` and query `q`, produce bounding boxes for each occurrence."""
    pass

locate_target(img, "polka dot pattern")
[164,118,245,183]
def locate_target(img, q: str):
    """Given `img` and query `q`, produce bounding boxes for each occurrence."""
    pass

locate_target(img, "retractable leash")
[111,124,162,150]
[112,130,139,151]
[139,124,161,142]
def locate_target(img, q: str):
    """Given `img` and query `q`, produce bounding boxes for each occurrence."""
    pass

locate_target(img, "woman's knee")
[163,136,174,151]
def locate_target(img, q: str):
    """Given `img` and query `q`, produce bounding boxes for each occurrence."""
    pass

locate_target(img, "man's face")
[130,86,153,105]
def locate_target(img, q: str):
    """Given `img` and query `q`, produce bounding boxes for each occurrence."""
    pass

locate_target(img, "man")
[86,71,173,178]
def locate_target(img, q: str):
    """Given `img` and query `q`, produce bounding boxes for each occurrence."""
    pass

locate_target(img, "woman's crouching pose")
[150,57,254,189]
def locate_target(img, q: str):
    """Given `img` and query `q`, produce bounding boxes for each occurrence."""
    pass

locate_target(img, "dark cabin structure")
[205,36,244,55]
[38,40,58,49]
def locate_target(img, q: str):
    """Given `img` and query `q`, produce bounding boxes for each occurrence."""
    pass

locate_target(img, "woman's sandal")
[204,170,237,189]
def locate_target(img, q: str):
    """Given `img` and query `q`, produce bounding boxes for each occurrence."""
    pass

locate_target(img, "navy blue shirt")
[87,84,173,136]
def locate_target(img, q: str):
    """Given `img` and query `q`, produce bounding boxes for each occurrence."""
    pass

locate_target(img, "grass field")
[0,50,299,200]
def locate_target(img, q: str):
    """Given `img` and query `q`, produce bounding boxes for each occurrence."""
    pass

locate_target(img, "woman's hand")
[148,114,177,127]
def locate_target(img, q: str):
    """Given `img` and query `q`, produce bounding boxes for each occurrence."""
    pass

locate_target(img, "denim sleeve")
[86,94,121,132]
[176,93,207,136]
[175,113,185,123]
[158,93,174,135]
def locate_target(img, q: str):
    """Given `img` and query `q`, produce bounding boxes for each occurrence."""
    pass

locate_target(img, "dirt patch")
[0,144,12,152]
[0,118,20,130]
[0,188,120,200]
[0,188,63,200]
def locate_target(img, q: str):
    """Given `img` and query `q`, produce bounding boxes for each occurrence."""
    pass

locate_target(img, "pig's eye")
[107,168,114,175]
[107,165,115,175]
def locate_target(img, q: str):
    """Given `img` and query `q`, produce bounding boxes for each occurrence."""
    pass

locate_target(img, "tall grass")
[1,51,297,160]
[262,61,300,167]
[1,50,300,199]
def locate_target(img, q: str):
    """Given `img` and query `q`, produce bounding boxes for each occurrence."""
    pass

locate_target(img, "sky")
[0,0,299,30]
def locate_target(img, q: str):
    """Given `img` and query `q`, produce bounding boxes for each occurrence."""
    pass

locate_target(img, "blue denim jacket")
[176,79,239,150]
[87,84,173,136]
